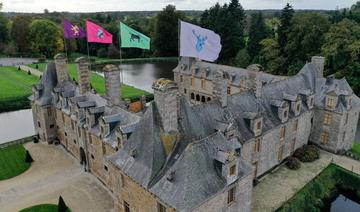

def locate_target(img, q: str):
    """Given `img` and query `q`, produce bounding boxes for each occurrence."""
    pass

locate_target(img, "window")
[290,138,296,153]
[191,77,195,87]
[50,124,54,129]
[91,154,94,159]
[327,97,335,108]
[229,165,236,176]
[207,97,212,102]
[158,202,166,212]
[323,114,332,125]
[228,187,236,204]
[227,86,231,95]
[293,120,298,132]
[280,126,286,140]
[62,113,65,122]
[124,201,130,212]
[254,138,261,153]
[184,88,187,94]
[73,139,76,144]
[180,75,183,82]
[191,93,195,100]
[345,113,349,125]
[121,174,126,188]
[283,110,288,119]
[310,98,314,107]
[343,132,346,141]
[278,146,284,162]
[256,121,261,130]
[89,134,92,144]
[104,165,108,171]
[320,132,329,144]
[38,121,41,128]
[47,108,52,116]
[296,104,300,112]
[201,96,206,103]
[71,120,74,130]
[201,79,205,89]
[102,144,106,155]
[78,127,81,138]
[196,94,200,101]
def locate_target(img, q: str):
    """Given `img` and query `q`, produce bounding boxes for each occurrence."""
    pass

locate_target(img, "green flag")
[119,22,150,50]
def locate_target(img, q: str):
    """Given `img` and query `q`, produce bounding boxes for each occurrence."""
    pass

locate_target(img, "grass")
[277,163,360,212]
[19,203,72,212]
[0,66,40,112]
[0,144,31,180]
[28,63,152,102]
[350,143,360,158]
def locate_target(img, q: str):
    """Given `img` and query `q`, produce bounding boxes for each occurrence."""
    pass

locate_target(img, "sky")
[2,0,357,13]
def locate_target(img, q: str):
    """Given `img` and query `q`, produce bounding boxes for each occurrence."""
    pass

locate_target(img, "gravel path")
[19,65,43,77]
[0,142,114,212]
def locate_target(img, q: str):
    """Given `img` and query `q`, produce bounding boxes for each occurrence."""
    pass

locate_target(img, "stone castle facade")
[31,54,360,212]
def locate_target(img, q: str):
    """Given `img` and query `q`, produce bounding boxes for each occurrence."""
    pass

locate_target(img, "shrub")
[294,145,320,162]
[18,66,21,70]
[286,157,301,170]
[27,70,31,75]
[25,150,34,163]
[58,196,68,212]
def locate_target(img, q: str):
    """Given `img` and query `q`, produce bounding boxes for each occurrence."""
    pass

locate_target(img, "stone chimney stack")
[213,70,227,107]
[311,56,325,77]
[54,53,68,84]
[103,64,121,106]
[75,57,90,94]
[152,79,179,133]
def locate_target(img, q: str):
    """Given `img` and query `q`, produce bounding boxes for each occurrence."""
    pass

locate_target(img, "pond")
[322,190,360,212]
[0,109,35,144]
[97,61,177,93]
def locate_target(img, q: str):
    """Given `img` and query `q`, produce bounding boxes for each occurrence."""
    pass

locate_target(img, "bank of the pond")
[0,66,39,112]
[277,163,360,212]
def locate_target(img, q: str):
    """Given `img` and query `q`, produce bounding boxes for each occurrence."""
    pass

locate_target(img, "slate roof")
[32,62,58,106]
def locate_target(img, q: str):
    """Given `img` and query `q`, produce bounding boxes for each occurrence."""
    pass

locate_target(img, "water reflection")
[0,109,35,144]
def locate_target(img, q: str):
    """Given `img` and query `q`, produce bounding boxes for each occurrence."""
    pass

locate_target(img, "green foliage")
[201,0,246,63]
[278,3,294,53]
[285,13,330,75]
[11,16,32,52]
[0,144,31,180]
[234,48,251,68]
[277,164,360,212]
[28,19,63,58]
[286,157,301,170]
[293,145,320,162]
[153,5,185,57]
[258,38,285,75]
[19,204,59,212]
[247,12,268,60]
[350,143,360,158]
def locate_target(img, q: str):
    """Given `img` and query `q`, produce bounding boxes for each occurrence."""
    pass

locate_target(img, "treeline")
[0,1,359,93]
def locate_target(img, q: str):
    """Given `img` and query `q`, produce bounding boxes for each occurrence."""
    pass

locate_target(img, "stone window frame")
[196,94,200,101]
[201,79,206,89]
[345,113,349,125]
[184,88,187,94]
[227,86,231,95]
[290,138,296,153]
[280,126,286,140]
[320,132,329,144]
[283,110,288,119]
[191,77,195,87]
[323,114,332,125]
[293,119,298,132]
[124,201,130,212]
[104,165,108,172]
[229,164,236,176]
[121,173,126,188]
[296,103,301,113]
[180,74,183,82]
[89,134,93,144]
[254,138,261,153]
[38,121,41,128]
[227,186,236,205]
[277,145,284,162]
[102,144,106,155]
[327,97,335,108]
[50,124,54,129]
[157,202,167,212]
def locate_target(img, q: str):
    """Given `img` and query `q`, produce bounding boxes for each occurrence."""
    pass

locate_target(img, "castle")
[31,54,360,212]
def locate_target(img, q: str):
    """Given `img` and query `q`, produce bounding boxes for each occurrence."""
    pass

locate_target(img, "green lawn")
[28,63,152,102]
[0,66,40,112]
[350,143,360,158]
[0,144,31,180]
[19,204,59,212]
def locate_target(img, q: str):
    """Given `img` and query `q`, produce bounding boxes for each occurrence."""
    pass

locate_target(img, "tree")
[11,16,32,53]
[285,13,330,75]
[58,196,68,212]
[200,0,246,63]
[0,2,9,46]
[278,3,294,54]
[258,38,286,75]
[247,12,268,61]
[234,48,251,68]
[153,5,185,57]
[28,19,63,58]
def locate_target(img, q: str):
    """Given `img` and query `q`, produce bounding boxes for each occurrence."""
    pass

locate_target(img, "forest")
[0,1,359,94]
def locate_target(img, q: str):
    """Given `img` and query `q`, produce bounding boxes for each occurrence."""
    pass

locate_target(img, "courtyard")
[0,142,114,212]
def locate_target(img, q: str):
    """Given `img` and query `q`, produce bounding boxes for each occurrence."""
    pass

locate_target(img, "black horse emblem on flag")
[130,33,141,43]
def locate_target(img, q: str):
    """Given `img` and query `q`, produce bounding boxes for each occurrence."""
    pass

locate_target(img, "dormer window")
[227,86,231,95]
[327,97,335,108]
[283,110,288,119]
[228,187,236,205]
[229,165,236,176]
[310,97,314,108]
[180,75,183,82]
[296,104,300,113]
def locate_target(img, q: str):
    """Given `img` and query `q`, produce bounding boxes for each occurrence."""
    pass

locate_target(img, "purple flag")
[63,19,86,39]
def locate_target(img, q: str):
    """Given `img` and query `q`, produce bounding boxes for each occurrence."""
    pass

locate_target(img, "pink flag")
[86,20,112,44]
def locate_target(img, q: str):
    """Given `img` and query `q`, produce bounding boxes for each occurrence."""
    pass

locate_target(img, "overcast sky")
[2,0,357,13]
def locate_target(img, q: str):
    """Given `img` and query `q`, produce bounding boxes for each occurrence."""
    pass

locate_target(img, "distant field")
[28,63,152,102]
[0,144,31,180]
[0,66,40,112]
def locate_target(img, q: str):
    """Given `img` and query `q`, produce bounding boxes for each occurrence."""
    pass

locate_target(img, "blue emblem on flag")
[192,30,207,52]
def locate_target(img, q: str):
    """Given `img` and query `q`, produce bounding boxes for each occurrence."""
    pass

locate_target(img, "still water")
[108,61,177,93]
[329,193,360,212]
[0,109,35,144]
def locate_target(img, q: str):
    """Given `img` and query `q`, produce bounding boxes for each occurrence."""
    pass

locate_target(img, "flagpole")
[119,22,123,84]
[62,20,69,63]
[85,20,92,71]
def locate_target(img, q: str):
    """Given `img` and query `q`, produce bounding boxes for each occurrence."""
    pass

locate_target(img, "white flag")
[180,21,222,62]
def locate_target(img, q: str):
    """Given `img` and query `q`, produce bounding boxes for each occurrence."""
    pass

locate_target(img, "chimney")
[75,57,90,94]
[152,79,179,133]
[54,53,68,84]
[213,70,227,107]
[311,56,325,77]
[255,71,263,98]
[103,64,121,106]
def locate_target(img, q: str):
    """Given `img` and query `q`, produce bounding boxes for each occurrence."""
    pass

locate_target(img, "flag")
[86,20,113,44]
[180,21,222,62]
[120,22,150,50]
[63,19,86,39]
